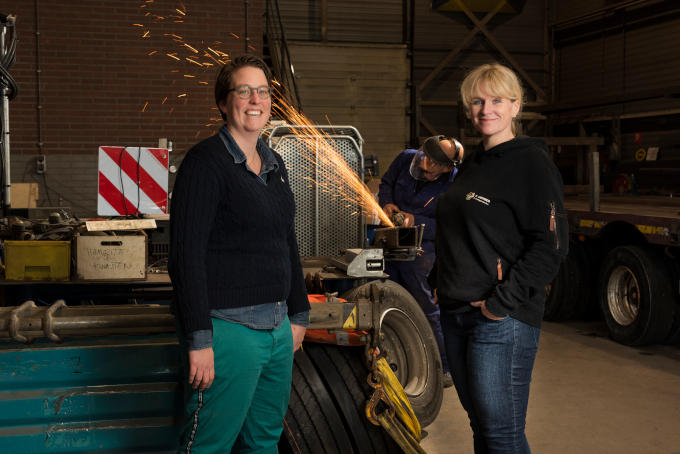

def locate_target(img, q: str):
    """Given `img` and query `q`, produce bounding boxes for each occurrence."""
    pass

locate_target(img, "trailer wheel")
[544,254,577,321]
[280,348,354,454]
[598,245,675,345]
[305,343,400,454]
[341,280,444,427]
[279,344,399,454]
[544,240,589,321]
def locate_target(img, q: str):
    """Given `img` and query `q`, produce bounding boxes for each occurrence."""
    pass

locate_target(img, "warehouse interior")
[1,0,680,453]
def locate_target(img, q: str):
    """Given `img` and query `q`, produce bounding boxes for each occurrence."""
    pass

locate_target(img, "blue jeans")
[441,310,540,454]
[385,252,449,373]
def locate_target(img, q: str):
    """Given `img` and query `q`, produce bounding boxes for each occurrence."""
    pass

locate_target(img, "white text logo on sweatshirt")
[465,192,491,206]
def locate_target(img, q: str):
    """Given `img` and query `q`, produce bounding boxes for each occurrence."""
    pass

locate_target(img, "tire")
[577,239,604,320]
[662,257,680,345]
[544,253,578,321]
[279,348,354,454]
[305,343,400,454]
[545,240,598,321]
[279,344,400,454]
[598,245,675,346]
[341,280,443,427]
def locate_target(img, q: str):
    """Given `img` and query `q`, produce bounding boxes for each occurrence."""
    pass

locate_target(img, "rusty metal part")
[9,300,37,343]
[365,373,395,426]
[373,226,421,249]
[0,301,175,343]
[43,299,66,342]
[391,212,405,227]
[2,292,381,343]
[308,299,372,329]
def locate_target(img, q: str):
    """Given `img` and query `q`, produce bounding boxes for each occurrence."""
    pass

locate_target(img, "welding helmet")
[409,135,464,180]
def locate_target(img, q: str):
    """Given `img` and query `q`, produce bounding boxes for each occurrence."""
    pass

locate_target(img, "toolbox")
[4,240,71,281]
[74,233,147,280]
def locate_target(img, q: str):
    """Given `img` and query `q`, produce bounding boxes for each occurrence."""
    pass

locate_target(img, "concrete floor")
[420,321,680,454]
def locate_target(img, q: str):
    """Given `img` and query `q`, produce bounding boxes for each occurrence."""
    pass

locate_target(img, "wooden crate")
[75,233,147,280]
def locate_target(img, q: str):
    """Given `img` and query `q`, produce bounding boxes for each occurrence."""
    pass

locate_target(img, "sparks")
[186,57,203,67]
[270,86,393,227]
[130,5,391,227]
[183,43,199,53]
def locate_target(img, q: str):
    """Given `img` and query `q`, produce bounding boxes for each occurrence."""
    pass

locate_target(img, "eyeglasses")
[228,85,271,99]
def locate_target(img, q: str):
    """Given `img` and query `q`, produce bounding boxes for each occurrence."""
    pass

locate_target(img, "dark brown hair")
[214,55,272,120]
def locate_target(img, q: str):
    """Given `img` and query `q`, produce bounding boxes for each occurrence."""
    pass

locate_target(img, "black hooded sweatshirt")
[429,136,569,328]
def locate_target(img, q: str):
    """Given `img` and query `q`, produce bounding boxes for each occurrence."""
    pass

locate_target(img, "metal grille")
[268,126,364,257]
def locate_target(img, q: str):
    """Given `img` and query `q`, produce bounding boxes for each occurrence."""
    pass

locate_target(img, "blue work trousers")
[441,310,540,454]
[178,317,293,454]
[385,252,449,373]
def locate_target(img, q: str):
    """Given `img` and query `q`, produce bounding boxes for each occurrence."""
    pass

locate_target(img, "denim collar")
[218,125,279,175]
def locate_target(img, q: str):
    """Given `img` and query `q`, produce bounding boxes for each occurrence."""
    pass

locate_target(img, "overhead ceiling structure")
[416,0,547,140]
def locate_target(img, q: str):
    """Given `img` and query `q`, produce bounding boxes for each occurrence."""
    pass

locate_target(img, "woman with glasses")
[430,63,568,453]
[170,55,309,453]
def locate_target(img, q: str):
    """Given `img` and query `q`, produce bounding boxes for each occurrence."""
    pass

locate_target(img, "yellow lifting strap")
[377,412,428,454]
[366,357,426,453]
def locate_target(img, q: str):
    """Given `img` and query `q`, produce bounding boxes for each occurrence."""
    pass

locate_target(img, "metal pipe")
[589,149,600,212]
[0,301,176,343]
[314,137,320,255]
[1,296,380,343]
[407,0,417,147]
[35,0,43,158]
[0,18,10,210]
[320,0,327,42]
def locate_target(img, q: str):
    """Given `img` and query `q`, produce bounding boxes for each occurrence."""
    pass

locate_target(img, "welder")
[378,135,464,388]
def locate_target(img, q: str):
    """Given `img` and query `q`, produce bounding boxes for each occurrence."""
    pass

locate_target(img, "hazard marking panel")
[97,146,169,216]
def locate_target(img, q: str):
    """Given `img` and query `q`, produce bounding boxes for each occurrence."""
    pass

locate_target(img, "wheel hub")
[607,265,640,326]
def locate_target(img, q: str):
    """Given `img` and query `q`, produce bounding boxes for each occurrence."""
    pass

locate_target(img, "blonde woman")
[429,63,568,453]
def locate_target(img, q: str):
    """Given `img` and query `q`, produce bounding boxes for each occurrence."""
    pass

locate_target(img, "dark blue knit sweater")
[169,132,309,337]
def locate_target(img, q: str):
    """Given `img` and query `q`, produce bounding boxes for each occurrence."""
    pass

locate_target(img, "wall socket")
[36,155,46,174]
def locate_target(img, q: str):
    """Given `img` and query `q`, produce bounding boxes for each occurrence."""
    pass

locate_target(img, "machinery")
[0,123,444,453]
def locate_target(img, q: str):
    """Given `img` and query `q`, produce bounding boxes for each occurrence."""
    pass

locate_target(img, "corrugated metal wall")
[553,0,612,22]
[550,0,680,192]
[287,43,409,171]
[278,0,403,43]
[552,1,680,116]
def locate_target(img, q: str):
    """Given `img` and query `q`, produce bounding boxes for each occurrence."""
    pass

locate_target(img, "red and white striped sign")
[97,146,168,216]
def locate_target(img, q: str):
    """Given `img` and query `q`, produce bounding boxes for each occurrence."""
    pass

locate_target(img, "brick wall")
[6,0,264,216]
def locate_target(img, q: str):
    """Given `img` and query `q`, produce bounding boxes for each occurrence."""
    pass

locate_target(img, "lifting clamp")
[363,284,428,454]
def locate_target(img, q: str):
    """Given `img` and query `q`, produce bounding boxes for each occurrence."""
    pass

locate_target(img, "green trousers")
[178,317,293,454]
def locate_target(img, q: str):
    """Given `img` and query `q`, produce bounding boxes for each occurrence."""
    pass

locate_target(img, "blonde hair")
[460,63,523,133]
